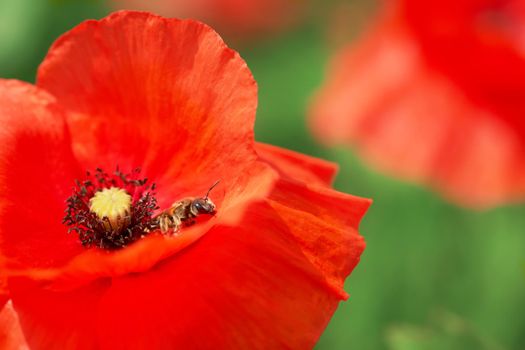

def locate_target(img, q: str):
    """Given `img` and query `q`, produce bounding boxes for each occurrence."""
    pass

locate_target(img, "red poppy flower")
[0,11,369,349]
[311,0,525,208]
[110,0,306,40]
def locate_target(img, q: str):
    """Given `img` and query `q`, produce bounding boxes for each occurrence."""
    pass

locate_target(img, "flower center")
[89,187,132,230]
[63,168,158,249]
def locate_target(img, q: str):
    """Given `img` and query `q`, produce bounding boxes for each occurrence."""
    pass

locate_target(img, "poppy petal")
[0,257,7,309]
[0,79,84,271]
[0,301,28,349]
[267,178,369,297]
[94,200,364,349]
[37,11,260,208]
[9,278,109,350]
[254,143,369,296]
[255,142,338,187]
[6,171,367,349]
[0,281,6,310]
[310,16,525,207]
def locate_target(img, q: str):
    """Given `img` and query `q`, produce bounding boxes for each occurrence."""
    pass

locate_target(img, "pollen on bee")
[89,187,132,230]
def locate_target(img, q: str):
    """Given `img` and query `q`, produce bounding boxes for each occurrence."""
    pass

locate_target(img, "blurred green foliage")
[0,0,106,81]
[385,310,506,350]
[1,0,524,349]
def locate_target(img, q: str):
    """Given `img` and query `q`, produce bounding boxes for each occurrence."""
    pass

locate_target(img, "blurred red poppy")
[311,0,525,208]
[111,0,306,40]
[0,11,369,349]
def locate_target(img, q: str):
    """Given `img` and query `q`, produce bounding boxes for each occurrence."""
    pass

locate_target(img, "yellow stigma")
[89,187,132,229]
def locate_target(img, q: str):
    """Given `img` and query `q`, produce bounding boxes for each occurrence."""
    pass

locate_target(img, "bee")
[156,180,220,234]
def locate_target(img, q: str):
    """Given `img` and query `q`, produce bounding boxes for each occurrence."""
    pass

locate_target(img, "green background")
[1,0,523,349]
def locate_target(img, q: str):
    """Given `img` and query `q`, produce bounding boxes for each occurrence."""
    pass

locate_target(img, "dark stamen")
[63,168,159,250]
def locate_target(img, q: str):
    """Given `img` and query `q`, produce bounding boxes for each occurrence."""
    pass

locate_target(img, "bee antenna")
[204,180,220,199]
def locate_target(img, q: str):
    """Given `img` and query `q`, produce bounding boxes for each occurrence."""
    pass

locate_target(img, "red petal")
[37,11,260,208]
[257,143,369,296]
[0,80,84,271]
[400,0,525,137]
[311,13,525,208]
[95,201,361,349]
[0,301,28,349]
[9,278,109,350]
[0,258,7,309]
[6,186,367,348]
[0,283,6,311]
[255,142,338,187]
[267,178,369,297]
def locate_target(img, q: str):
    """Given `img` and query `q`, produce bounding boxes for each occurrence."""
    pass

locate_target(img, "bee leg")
[171,216,182,234]
[158,215,171,234]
